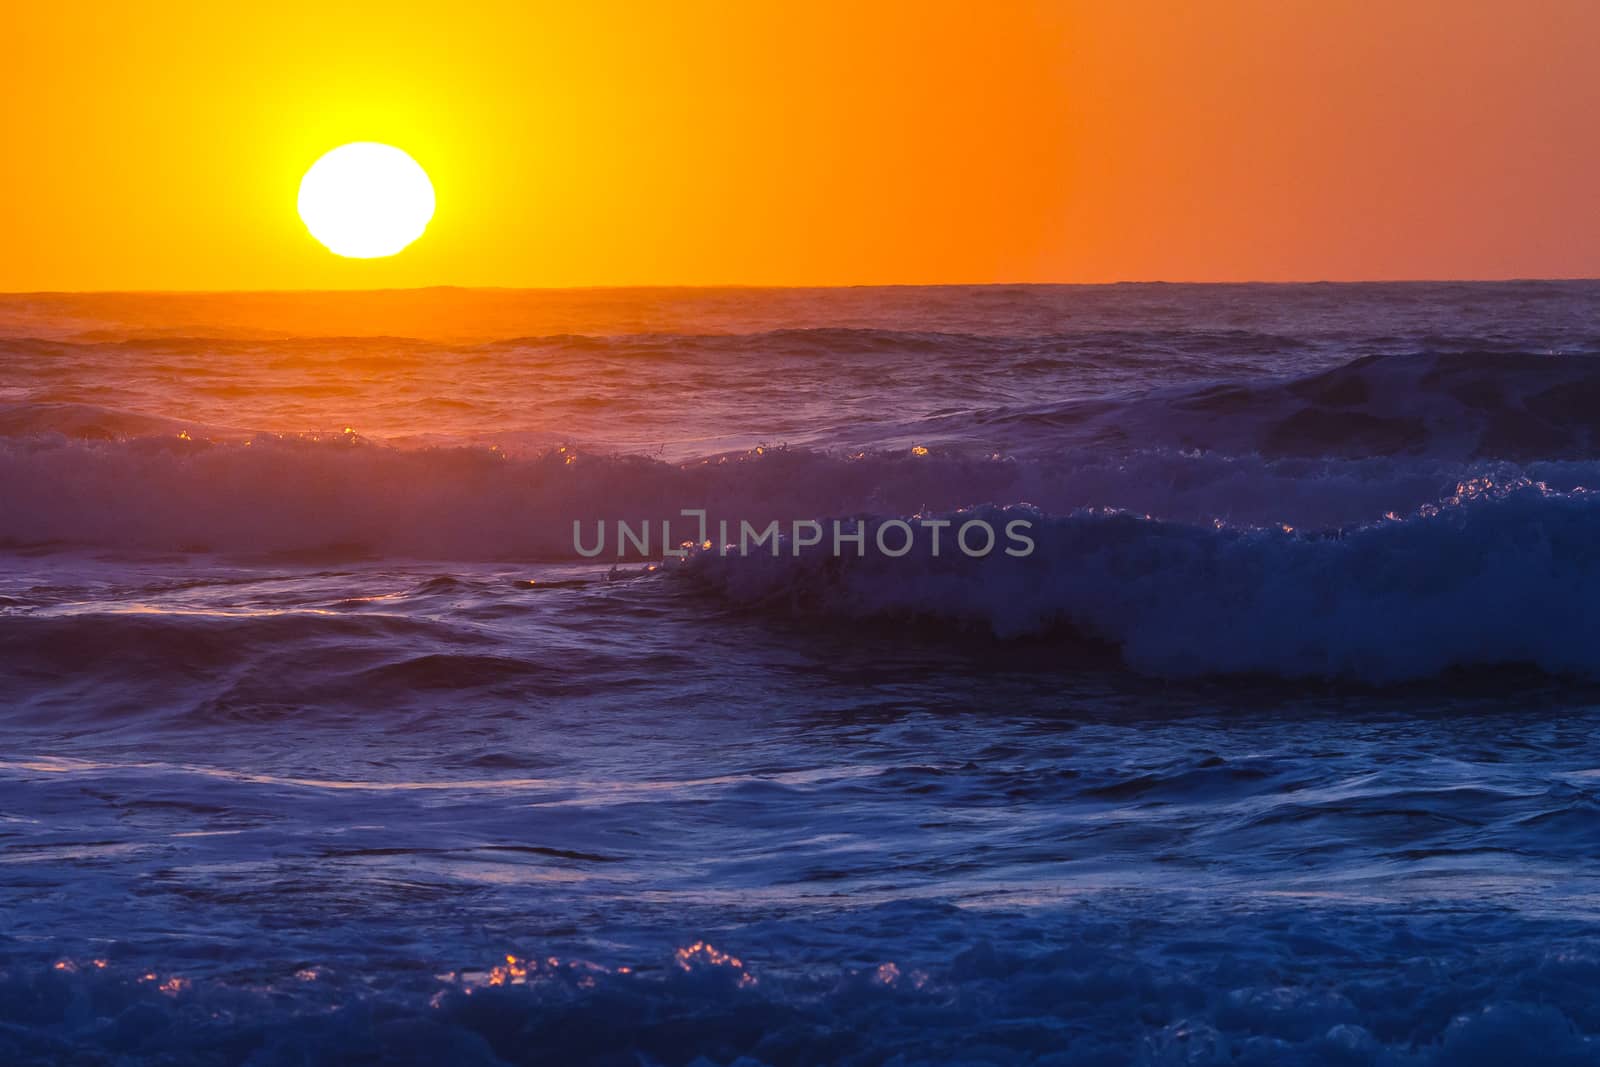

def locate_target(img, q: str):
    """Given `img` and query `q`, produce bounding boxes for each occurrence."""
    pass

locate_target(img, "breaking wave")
[6,351,1600,560]
[5,350,1600,684]
[681,481,1600,683]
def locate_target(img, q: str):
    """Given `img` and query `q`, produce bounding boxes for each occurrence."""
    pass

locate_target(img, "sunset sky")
[6,0,1598,291]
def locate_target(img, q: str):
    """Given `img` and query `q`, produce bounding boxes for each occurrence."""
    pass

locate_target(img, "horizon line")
[3,276,1599,298]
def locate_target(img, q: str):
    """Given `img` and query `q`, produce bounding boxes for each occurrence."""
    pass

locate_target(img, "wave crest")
[976,351,1600,461]
[679,483,1600,682]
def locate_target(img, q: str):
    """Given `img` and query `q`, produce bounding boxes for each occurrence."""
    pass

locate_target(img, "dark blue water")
[3,283,1600,1064]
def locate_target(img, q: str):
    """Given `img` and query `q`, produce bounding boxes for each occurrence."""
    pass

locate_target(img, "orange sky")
[5,1,1598,291]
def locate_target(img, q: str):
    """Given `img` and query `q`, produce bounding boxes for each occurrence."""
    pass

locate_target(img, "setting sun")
[297,142,435,259]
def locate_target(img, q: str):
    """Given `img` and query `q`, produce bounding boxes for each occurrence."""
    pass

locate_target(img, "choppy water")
[4,283,1600,1064]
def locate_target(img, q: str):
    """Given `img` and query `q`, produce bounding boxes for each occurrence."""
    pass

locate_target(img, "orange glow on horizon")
[5,1,1599,291]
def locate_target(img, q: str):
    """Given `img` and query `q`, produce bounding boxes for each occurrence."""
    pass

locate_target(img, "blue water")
[3,283,1600,1064]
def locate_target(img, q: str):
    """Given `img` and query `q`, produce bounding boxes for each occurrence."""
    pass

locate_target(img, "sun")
[297,143,435,259]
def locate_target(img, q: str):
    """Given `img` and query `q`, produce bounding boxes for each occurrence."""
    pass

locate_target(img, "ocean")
[3,282,1600,1065]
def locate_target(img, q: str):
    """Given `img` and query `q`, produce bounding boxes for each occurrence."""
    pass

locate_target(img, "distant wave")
[10,344,1600,464]
[0,324,1314,363]
[960,351,1600,461]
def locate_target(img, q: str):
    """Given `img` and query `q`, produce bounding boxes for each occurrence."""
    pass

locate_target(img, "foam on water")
[12,906,1600,1066]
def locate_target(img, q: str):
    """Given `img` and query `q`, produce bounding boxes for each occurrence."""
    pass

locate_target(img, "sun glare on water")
[297,142,435,259]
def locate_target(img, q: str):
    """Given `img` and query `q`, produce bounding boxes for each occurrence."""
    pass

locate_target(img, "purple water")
[3,282,1600,1064]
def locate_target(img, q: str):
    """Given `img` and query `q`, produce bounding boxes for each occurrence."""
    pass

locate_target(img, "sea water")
[3,282,1600,1064]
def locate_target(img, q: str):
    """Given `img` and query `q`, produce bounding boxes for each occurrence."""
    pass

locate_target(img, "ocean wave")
[0,432,1011,557]
[6,350,1600,572]
[966,350,1600,461]
[679,482,1600,683]
[0,325,1316,379]
[9,346,1600,468]
[0,400,200,441]
[6,402,1600,565]
[6,420,1600,560]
